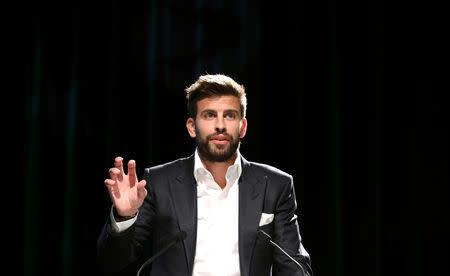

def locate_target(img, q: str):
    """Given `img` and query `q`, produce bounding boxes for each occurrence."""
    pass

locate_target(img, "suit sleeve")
[272,175,313,276]
[97,168,156,274]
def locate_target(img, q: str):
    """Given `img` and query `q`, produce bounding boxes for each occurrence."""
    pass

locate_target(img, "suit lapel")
[238,156,268,276]
[169,155,197,275]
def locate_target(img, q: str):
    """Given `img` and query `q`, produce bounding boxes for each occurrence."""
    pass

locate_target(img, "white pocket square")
[259,213,274,226]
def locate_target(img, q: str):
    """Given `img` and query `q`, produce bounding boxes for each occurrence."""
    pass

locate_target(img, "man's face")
[186,95,247,163]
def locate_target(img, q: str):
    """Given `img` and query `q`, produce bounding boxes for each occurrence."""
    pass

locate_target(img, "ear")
[186,117,197,138]
[239,118,247,138]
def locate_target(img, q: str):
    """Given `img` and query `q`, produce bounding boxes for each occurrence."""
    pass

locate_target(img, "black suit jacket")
[97,154,313,275]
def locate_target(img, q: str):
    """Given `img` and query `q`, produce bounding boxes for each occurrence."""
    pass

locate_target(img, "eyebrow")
[200,109,239,115]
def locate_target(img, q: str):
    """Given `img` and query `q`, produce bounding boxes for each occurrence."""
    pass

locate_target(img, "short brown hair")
[185,74,247,119]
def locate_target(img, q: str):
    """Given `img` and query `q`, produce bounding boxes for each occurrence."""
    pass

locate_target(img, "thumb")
[137,180,147,199]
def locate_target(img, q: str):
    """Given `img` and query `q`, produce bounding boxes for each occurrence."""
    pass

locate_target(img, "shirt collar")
[194,148,242,185]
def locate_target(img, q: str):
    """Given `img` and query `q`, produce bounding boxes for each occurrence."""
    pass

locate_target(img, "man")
[97,74,313,275]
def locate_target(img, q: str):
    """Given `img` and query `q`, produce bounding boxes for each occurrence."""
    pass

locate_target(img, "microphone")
[137,231,187,276]
[257,229,306,276]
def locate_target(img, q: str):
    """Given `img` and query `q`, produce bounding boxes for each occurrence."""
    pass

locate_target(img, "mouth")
[210,134,230,145]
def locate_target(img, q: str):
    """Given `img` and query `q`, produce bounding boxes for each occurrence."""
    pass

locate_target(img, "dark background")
[19,0,449,275]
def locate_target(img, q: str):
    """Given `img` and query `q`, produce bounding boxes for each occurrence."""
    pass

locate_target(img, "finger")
[104,179,120,199]
[104,179,116,186]
[114,156,124,181]
[109,168,120,182]
[137,180,147,199]
[128,160,137,187]
[138,179,146,188]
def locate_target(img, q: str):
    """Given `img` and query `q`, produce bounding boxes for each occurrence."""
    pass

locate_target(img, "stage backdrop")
[21,0,449,275]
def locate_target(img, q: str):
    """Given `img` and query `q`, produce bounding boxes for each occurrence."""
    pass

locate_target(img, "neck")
[199,152,238,189]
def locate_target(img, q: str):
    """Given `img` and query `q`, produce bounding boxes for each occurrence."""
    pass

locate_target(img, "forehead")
[196,95,240,112]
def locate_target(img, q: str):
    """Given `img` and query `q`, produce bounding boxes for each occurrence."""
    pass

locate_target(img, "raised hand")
[104,156,147,217]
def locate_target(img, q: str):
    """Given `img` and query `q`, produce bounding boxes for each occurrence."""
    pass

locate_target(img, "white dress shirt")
[111,150,242,275]
[192,150,242,276]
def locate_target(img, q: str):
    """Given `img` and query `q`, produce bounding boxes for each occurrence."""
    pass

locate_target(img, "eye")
[205,112,215,119]
[225,113,236,119]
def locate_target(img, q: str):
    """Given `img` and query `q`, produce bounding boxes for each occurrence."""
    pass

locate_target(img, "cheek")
[194,123,209,138]
[232,124,242,137]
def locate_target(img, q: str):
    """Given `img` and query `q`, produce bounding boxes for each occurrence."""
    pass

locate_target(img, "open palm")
[104,157,147,217]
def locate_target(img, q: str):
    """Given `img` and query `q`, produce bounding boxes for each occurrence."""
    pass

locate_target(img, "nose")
[215,116,226,133]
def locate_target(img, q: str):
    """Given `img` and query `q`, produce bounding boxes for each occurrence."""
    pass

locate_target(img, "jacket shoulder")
[143,155,192,176]
[246,160,292,181]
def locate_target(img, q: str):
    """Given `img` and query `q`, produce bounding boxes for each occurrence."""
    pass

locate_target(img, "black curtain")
[20,0,449,275]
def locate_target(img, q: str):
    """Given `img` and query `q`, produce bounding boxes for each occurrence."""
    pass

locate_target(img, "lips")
[210,134,230,145]
[211,134,229,141]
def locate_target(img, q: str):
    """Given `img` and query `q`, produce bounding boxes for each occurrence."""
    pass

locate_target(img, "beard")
[196,130,241,163]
